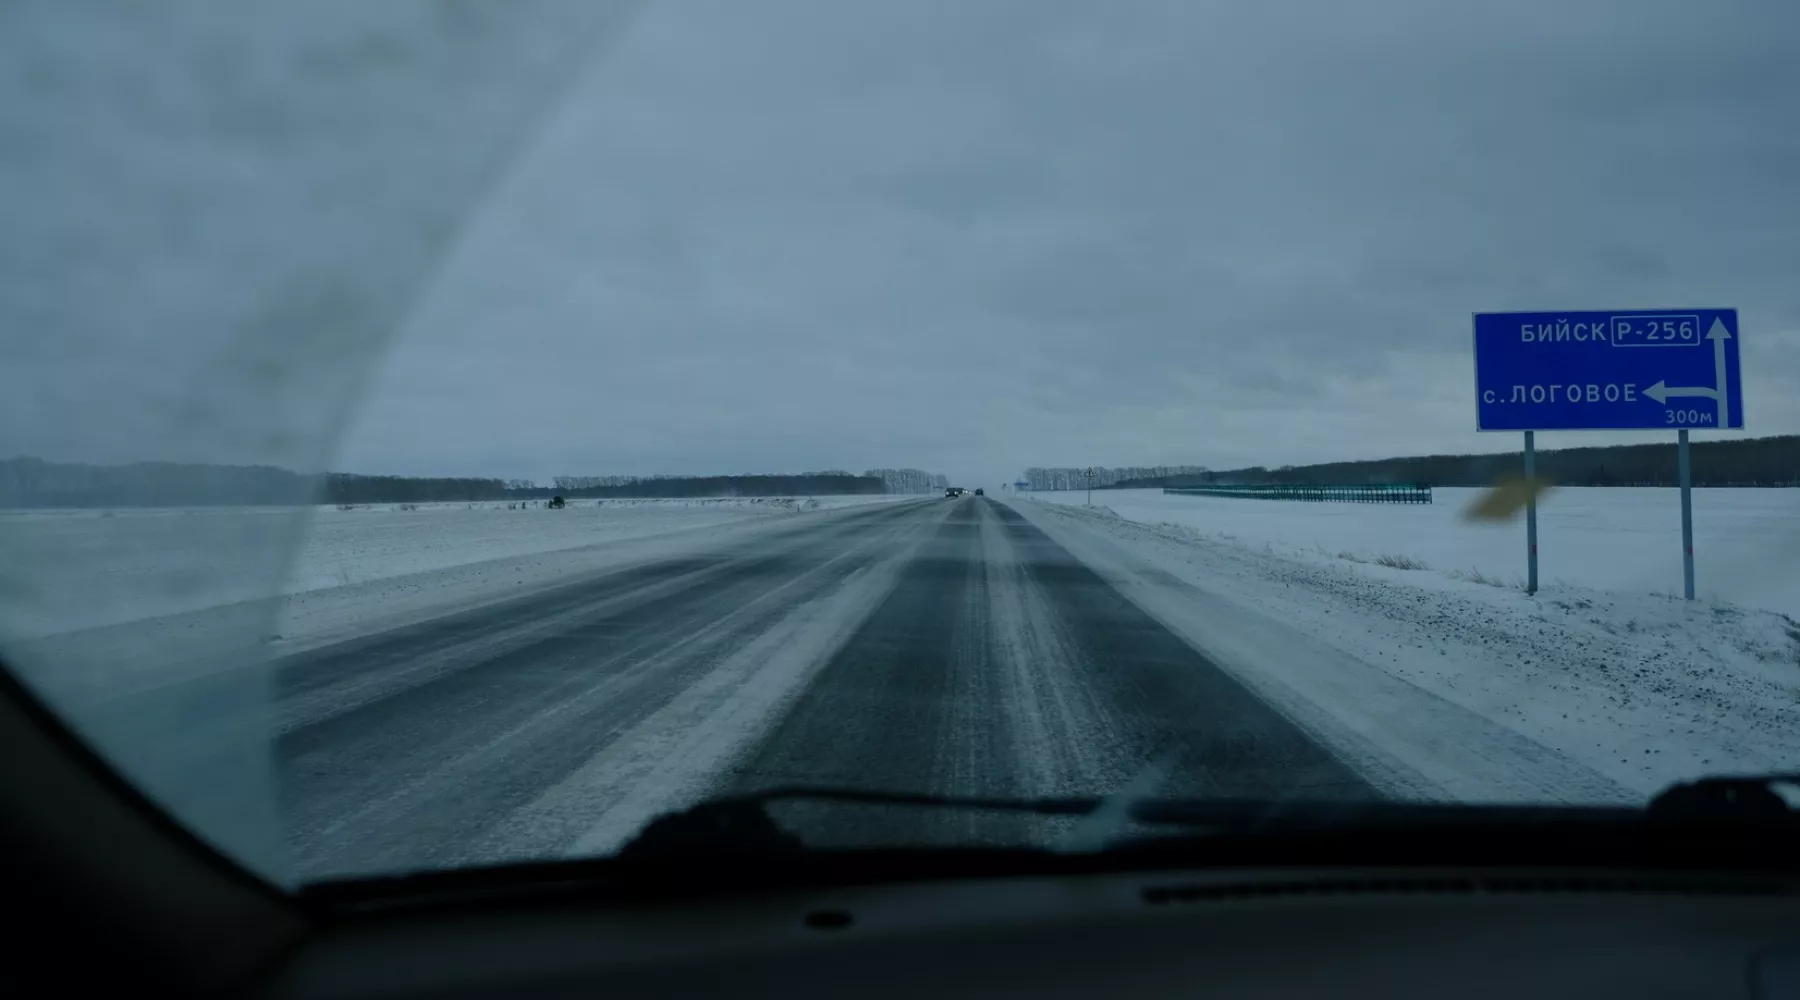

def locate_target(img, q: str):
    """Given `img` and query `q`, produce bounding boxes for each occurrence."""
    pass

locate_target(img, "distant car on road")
[973,488,984,496]
[945,487,965,498]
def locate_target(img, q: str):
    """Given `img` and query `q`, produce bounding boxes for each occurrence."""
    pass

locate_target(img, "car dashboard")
[259,866,1800,999]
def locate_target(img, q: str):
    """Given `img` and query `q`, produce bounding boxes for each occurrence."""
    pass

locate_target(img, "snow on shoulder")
[1030,486,1800,619]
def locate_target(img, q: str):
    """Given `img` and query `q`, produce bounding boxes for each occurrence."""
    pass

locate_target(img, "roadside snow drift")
[1030,487,1800,618]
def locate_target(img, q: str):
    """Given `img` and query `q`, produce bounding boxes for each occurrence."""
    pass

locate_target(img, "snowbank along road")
[278,496,1379,879]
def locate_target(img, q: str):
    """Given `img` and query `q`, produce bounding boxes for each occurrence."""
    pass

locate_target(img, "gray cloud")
[6,1,1799,486]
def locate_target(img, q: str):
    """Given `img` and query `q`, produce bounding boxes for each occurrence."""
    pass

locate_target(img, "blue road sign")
[1473,309,1742,431]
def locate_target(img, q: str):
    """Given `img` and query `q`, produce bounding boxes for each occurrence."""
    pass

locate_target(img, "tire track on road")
[1011,496,1633,804]
[723,499,1046,847]
[724,497,1377,850]
[987,500,1377,803]
[279,499,938,877]
[278,499,925,714]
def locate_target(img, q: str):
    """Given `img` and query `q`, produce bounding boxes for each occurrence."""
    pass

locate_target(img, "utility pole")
[1086,467,1096,506]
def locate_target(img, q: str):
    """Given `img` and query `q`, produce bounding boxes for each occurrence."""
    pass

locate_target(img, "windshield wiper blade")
[614,787,1610,859]
[626,775,1800,861]
[1648,773,1800,819]
[617,787,1106,859]
[315,783,1800,906]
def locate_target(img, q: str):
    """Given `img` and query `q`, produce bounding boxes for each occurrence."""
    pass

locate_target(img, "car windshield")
[3,1,1800,888]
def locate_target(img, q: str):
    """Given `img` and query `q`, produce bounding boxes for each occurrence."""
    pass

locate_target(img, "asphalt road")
[277,497,1376,879]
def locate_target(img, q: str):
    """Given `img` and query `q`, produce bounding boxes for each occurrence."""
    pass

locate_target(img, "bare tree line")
[861,468,950,494]
[1021,466,1210,491]
[0,457,903,508]
[530,472,884,499]
[1075,436,1800,490]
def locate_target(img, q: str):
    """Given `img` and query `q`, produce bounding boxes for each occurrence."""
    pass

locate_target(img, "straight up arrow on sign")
[1642,320,1732,425]
[1707,318,1732,429]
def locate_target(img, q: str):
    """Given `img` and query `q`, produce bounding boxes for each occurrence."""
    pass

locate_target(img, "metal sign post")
[1678,429,1695,600]
[1473,309,1741,599]
[1085,467,1095,506]
[1524,431,1538,595]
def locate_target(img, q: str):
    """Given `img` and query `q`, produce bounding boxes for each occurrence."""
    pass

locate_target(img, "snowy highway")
[277,496,1373,878]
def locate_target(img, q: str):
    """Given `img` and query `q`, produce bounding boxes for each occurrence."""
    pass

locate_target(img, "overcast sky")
[6,1,1800,486]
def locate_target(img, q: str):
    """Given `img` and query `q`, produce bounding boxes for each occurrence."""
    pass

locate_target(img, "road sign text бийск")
[1473,309,1743,431]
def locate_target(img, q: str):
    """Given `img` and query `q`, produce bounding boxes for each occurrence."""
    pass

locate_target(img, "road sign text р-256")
[1473,309,1742,431]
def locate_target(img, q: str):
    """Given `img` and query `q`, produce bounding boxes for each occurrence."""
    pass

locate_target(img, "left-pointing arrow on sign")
[1644,380,1719,404]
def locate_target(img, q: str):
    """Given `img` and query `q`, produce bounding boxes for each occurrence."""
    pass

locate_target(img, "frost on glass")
[0,0,624,884]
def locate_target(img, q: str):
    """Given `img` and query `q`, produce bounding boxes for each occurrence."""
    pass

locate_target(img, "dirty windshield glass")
[2,1,1799,886]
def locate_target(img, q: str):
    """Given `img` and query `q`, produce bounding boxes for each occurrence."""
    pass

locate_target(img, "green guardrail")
[1164,484,1432,504]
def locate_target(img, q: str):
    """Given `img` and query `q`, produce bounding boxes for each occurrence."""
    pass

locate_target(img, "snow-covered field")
[1016,495,1800,800]
[0,495,911,640]
[1030,487,1800,618]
